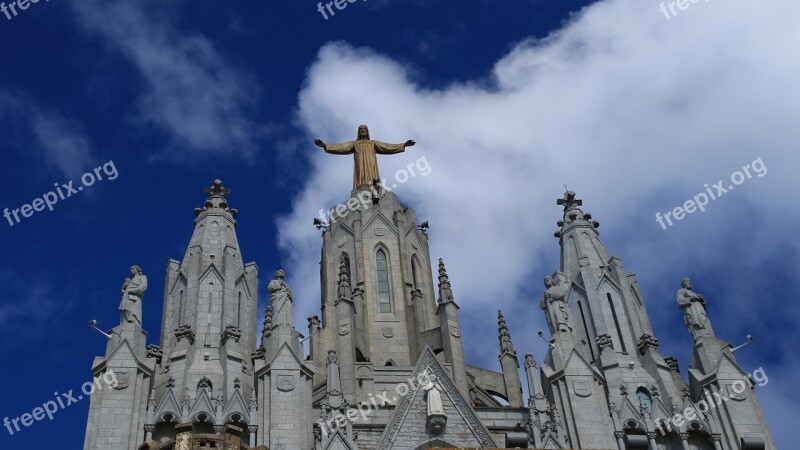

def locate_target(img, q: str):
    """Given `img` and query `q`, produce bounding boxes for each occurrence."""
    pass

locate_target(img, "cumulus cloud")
[279,0,799,445]
[71,0,269,161]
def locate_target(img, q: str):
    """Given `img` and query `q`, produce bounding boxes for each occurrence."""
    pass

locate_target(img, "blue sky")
[1,0,797,448]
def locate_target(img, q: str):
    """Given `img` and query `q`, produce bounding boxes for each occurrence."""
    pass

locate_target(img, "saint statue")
[326,350,342,399]
[269,269,294,328]
[423,381,444,416]
[314,125,416,189]
[676,278,713,340]
[540,276,572,333]
[119,265,147,326]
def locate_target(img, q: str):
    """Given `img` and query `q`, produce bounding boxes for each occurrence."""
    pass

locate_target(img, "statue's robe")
[321,139,408,189]
[269,279,293,327]
[677,288,712,339]
[119,274,147,325]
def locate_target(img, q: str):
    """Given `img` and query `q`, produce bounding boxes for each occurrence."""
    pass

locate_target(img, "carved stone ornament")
[427,414,447,434]
[382,327,394,338]
[113,371,130,390]
[449,325,461,338]
[338,321,350,336]
[726,383,747,401]
[336,237,346,248]
[277,374,295,392]
[573,380,592,398]
[596,333,614,351]
[533,393,550,413]
[374,227,385,236]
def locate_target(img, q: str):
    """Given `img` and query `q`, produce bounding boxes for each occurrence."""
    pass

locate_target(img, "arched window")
[376,249,392,313]
[636,387,653,413]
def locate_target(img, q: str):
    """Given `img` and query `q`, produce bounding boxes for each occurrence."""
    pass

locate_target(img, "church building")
[83,130,775,449]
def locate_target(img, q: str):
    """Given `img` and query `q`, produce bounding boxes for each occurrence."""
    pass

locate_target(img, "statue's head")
[276,269,286,279]
[544,276,554,288]
[682,277,692,289]
[130,265,142,275]
[357,124,370,140]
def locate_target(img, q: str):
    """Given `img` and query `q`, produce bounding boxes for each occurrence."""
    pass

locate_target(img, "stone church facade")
[83,176,775,449]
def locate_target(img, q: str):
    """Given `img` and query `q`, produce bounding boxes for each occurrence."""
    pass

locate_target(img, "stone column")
[679,432,690,450]
[614,431,626,450]
[711,434,723,450]
[248,425,258,447]
[647,432,658,450]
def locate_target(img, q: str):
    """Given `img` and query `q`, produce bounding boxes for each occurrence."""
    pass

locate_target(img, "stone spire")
[437,258,455,304]
[194,179,238,222]
[553,190,600,239]
[336,259,352,303]
[260,304,273,347]
[497,310,523,407]
[497,310,516,356]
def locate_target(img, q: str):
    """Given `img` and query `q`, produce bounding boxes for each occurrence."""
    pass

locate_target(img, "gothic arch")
[373,244,395,315]
[411,254,421,290]
[414,439,458,450]
[636,387,653,413]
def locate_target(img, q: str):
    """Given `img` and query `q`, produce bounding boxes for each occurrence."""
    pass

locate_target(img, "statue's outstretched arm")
[374,140,413,155]
[315,139,355,154]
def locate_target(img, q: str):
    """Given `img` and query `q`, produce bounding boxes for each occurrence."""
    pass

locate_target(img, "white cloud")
[0,92,94,178]
[279,0,800,445]
[71,0,269,161]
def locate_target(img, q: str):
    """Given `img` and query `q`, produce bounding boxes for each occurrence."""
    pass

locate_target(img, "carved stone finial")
[148,389,156,409]
[166,376,175,389]
[437,258,454,304]
[234,377,241,390]
[204,179,232,197]
[182,388,191,408]
[498,310,516,355]
[249,390,257,410]
[337,260,352,301]
[557,190,582,213]
[620,384,628,396]
[197,179,237,218]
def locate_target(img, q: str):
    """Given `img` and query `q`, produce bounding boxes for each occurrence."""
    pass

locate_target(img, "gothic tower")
[533,190,775,449]
[84,180,262,449]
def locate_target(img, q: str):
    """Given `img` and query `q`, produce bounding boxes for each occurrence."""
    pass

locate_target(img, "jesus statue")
[314,125,416,189]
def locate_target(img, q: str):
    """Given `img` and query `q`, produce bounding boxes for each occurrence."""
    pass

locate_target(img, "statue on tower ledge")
[269,269,293,328]
[119,265,147,326]
[314,124,416,189]
[540,276,572,333]
[677,277,714,340]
